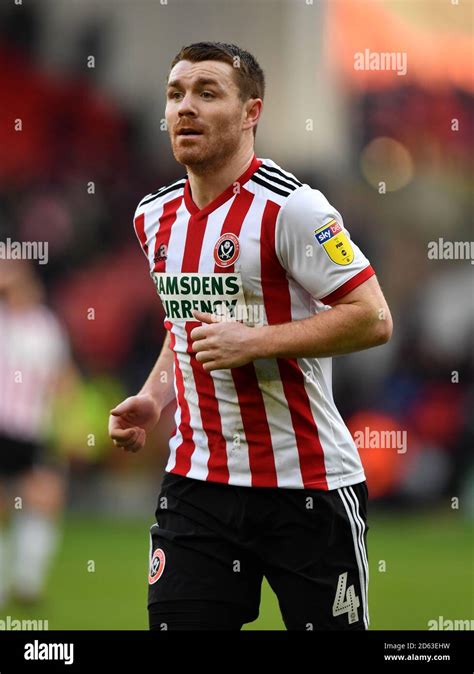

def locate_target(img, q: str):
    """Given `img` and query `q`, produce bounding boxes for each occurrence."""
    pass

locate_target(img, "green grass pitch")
[1,510,472,630]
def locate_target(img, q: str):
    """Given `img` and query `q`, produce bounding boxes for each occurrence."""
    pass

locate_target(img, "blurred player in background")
[0,260,77,607]
[109,42,393,630]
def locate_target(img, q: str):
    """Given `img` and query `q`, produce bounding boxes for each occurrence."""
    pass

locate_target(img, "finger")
[192,339,209,353]
[195,350,214,364]
[113,434,137,449]
[192,310,218,324]
[110,405,127,416]
[110,427,137,441]
[123,429,145,452]
[189,326,208,341]
[112,430,140,448]
[202,361,220,372]
[110,398,138,417]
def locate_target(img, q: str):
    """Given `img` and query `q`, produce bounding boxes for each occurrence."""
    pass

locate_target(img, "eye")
[168,91,183,100]
[201,91,215,99]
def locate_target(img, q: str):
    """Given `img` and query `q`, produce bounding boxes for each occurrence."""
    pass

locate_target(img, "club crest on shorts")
[214,233,240,268]
[149,548,166,584]
[314,219,354,266]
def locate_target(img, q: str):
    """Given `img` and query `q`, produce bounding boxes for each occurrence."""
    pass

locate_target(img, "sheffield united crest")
[214,233,240,268]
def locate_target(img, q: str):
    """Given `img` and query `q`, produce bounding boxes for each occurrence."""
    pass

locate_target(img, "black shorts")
[148,472,370,631]
[0,434,42,478]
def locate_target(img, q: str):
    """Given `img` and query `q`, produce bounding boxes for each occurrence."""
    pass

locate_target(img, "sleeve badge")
[314,219,354,266]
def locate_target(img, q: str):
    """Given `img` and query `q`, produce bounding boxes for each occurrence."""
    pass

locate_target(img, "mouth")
[176,128,204,139]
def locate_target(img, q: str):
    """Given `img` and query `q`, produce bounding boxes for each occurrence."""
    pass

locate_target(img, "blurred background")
[0,0,472,630]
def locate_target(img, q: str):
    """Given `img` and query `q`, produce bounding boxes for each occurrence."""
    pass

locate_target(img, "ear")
[243,98,263,132]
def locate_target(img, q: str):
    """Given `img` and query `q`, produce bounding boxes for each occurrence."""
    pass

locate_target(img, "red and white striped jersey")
[134,154,375,490]
[0,302,70,442]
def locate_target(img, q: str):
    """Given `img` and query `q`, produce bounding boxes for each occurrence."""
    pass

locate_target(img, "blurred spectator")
[0,260,79,606]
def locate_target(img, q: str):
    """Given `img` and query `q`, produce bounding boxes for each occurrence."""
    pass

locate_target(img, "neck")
[186,146,255,210]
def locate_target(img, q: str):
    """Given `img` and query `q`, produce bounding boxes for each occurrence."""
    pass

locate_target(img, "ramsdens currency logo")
[151,272,249,323]
[24,640,74,665]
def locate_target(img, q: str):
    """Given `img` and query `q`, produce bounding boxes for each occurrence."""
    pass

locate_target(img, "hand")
[190,310,258,372]
[108,394,160,453]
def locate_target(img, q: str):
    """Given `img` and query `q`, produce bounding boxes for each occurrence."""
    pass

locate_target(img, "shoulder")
[251,159,333,219]
[134,174,187,214]
[248,158,304,205]
[279,183,337,225]
[271,177,344,251]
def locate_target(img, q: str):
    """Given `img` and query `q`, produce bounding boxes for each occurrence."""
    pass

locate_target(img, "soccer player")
[109,42,393,631]
[0,260,77,607]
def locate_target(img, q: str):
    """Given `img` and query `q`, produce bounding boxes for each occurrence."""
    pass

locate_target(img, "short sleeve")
[275,185,375,304]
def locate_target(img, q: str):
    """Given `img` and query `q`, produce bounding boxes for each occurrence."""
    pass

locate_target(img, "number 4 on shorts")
[332,572,360,625]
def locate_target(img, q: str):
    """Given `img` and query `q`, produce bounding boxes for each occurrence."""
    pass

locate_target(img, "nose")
[177,92,198,118]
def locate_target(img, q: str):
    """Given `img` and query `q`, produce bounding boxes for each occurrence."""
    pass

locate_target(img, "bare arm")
[252,275,392,359]
[190,276,393,370]
[109,331,175,452]
[138,331,176,411]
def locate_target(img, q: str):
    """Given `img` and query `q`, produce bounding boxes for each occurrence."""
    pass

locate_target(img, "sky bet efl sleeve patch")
[314,219,354,266]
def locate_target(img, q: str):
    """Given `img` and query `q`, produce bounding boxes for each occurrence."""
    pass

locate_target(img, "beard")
[170,117,242,175]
